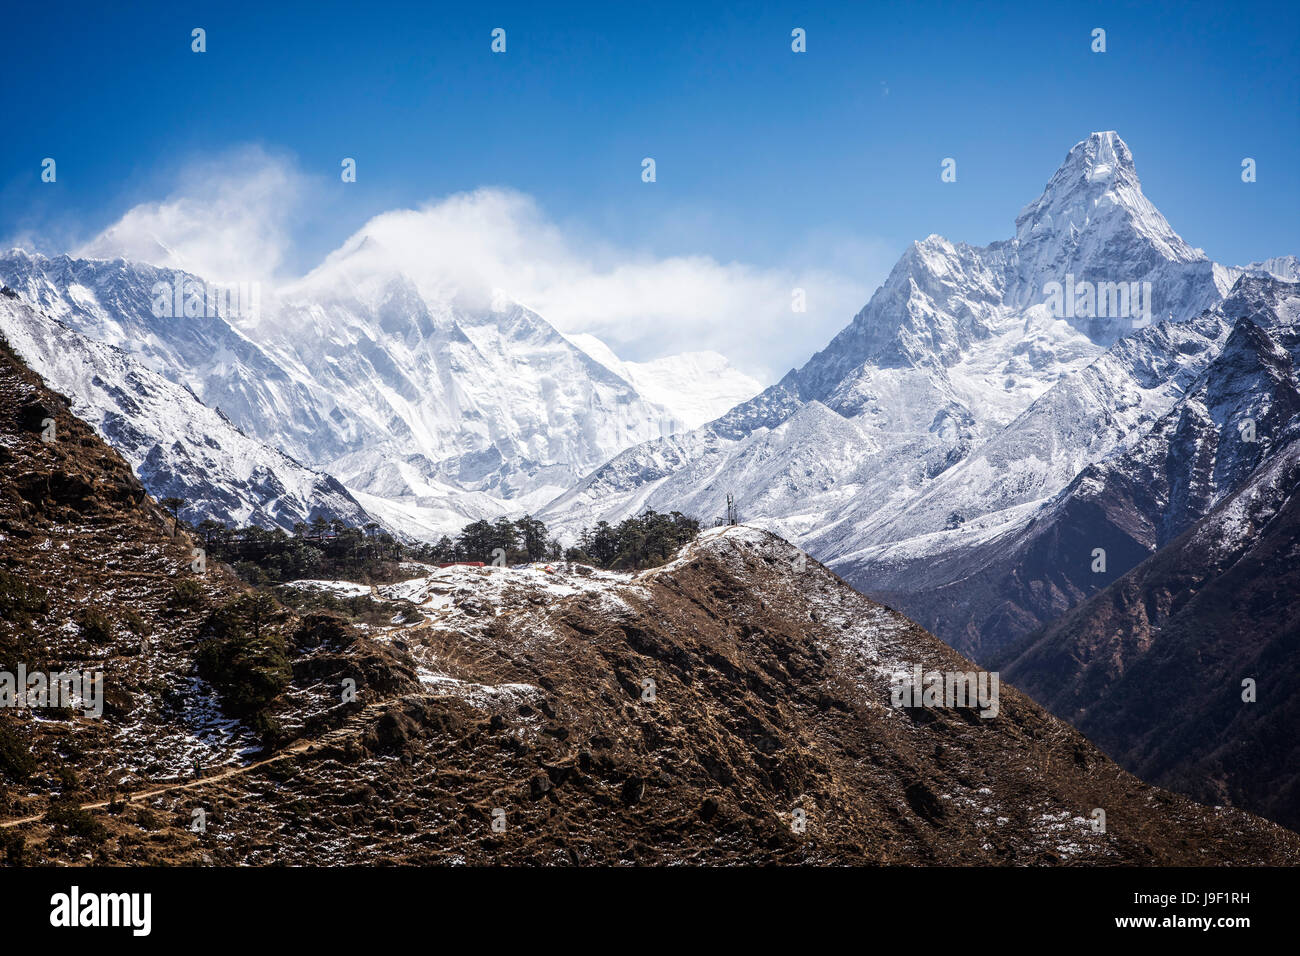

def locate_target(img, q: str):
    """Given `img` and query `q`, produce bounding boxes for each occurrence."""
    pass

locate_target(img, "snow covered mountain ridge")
[0,232,752,536]
[2,130,1294,561]
[0,292,371,530]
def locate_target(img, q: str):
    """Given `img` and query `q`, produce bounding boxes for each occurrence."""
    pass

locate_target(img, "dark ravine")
[2,338,1297,865]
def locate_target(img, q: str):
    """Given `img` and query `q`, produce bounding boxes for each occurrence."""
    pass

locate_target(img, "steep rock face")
[1003,131,1225,340]
[997,439,1300,832]
[262,241,687,507]
[0,252,329,459]
[0,295,371,530]
[543,231,1101,539]
[827,314,1231,560]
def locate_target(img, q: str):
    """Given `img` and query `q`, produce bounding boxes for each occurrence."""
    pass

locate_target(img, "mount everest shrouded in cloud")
[0,220,754,537]
[539,131,1299,656]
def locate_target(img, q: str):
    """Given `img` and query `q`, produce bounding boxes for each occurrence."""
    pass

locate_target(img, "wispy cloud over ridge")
[69,148,876,381]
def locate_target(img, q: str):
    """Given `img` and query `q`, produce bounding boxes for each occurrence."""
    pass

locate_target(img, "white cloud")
[75,146,305,286]
[78,153,884,382]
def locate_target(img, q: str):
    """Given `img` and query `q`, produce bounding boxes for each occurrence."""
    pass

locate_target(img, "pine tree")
[457,519,495,562]
[159,496,185,537]
[515,514,548,561]
[590,521,619,566]
[492,517,520,560]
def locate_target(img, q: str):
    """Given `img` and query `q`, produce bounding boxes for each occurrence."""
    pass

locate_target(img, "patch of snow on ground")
[282,579,374,598]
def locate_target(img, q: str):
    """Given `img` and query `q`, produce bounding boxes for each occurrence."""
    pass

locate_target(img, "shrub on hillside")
[74,607,113,643]
[196,593,291,717]
[44,799,106,840]
[0,723,36,783]
[167,577,205,611]
[0,570,49,626]
[122,607,151,638]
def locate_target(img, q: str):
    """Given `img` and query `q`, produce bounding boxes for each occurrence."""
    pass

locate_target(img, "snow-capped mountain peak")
[1004,131,1221,341]
[0,242,716,538]
[1014,131,1193,259]
[539,134,1295,651]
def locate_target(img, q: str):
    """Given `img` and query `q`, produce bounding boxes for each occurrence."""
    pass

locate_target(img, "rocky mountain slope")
[997,434,1300,832]
[2,341,1297,864]
[0,332,417,862]
[854,276,1300,658]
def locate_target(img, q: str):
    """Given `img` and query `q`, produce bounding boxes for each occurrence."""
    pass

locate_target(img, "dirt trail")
[0,696,405,830]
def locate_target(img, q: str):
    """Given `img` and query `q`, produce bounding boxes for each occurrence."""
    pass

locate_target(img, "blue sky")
[2,0,1297,376]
